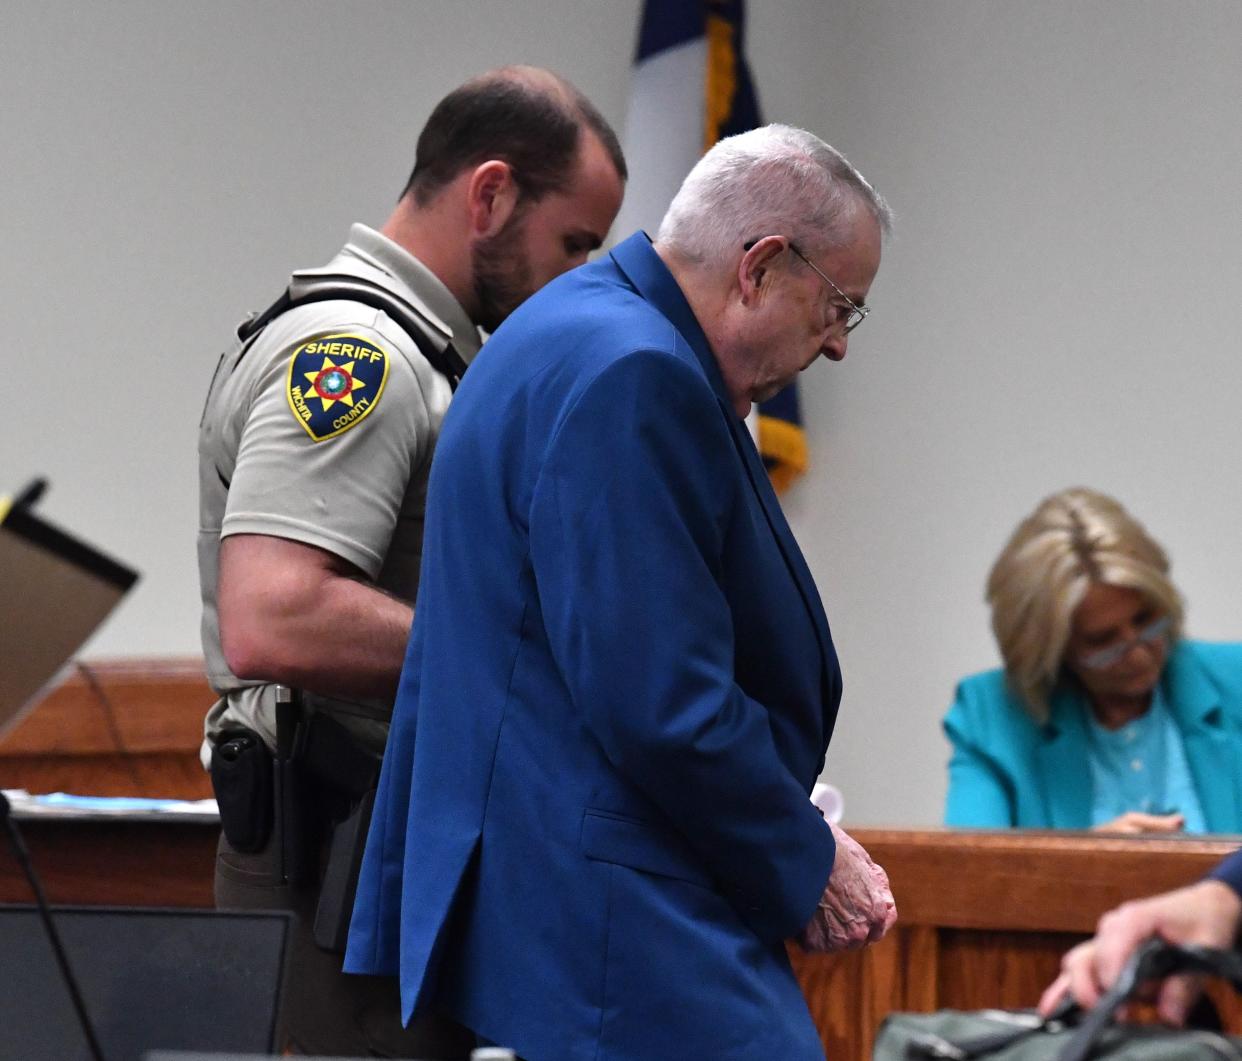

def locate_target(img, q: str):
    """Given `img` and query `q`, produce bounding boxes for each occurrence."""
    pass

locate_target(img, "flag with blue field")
[616,0,808,494]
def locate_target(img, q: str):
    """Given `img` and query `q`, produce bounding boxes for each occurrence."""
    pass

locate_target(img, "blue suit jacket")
[1208,849,1242,894]
[345,234,842,1060]
[943,640,1242,830]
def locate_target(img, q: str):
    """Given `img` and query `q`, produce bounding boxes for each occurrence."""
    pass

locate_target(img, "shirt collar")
[1086,685,1166,749]
[341,223,483,363]
[608,232,731,409]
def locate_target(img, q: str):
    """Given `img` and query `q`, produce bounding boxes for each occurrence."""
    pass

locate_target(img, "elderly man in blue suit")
[345,124,897,1060]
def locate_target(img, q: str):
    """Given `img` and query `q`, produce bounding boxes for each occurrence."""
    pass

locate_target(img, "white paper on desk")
[0,503,138,740]
[2,789,219,822]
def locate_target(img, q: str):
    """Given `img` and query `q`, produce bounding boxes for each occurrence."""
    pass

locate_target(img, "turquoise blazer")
[943,640,1242,831]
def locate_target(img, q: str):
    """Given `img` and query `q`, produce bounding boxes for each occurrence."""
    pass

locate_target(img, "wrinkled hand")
[1092,811,1184,835]
[796,821,897,952]
[1038,880,1242,1025]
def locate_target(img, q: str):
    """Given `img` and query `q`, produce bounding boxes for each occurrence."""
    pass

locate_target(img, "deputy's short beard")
[472,212,533,334]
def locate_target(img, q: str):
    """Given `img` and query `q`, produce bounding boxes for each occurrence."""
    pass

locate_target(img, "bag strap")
[1056,938,1242,1061]
[237,272,468,391]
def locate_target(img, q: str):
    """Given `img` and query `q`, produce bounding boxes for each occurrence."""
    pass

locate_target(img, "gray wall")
[5,1,1241,826]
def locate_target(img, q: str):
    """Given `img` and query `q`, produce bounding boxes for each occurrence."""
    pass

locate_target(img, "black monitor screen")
[0,905,289,1061]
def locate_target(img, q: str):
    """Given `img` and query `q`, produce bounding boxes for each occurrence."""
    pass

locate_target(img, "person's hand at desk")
[1093,810,1185,834]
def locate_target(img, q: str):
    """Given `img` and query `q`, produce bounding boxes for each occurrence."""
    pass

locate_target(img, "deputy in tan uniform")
[197,66,626,1058]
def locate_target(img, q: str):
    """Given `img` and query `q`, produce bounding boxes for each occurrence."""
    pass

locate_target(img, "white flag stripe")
[613,37,706,241]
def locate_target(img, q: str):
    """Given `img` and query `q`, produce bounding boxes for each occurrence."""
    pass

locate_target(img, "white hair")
[655,124,892,266]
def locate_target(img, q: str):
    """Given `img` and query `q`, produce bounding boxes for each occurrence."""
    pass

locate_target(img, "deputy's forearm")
[228,580,411,699]
[218,533,412,700]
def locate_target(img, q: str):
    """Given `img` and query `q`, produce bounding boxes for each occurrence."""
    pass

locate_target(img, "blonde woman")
[943,487,1242,833]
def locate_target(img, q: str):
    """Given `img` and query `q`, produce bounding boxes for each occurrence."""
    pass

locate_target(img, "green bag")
[873,940,1242,1060]
[875,1009,1242,1059]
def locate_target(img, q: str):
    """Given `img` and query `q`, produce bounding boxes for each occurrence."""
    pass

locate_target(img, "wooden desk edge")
[850,826,1241,933]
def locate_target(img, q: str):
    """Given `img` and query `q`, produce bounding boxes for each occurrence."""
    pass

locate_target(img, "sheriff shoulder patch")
[286,333,390,442]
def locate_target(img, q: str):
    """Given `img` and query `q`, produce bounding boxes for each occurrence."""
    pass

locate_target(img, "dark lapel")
[1163,644,1242,832]
[609,234,836,698]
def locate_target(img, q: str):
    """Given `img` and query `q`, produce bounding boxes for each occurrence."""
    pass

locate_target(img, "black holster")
[313,785,377,952]
[211,688,382,950]
[279,690,383,952]
[297,706,382,952]
[210,726,273,853]
[271,686,317,887]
